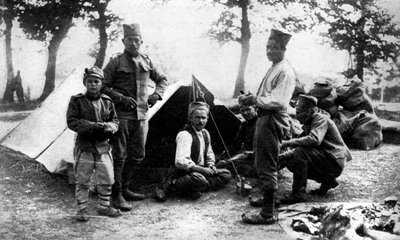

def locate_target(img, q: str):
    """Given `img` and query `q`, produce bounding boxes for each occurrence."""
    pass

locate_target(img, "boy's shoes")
[97,206,122,218]
[242,213,277,225]
[310,179,339,196]
[76,208,89,222]
[123,189,146,201]
[113,194,132,211]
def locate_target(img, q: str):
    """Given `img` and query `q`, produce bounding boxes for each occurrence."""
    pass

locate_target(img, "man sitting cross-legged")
[154,101,232,201]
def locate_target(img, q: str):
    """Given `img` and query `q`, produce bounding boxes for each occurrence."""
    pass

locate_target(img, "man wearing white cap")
[102,23,167,211]
[155,102,231,201]
[240,28,296,224]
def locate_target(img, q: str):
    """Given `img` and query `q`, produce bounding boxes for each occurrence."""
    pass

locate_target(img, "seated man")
[155,101,232,201]
[216,100,257,177]
[278,94,352,204]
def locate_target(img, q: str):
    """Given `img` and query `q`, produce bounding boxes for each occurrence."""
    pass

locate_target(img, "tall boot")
[242,190,277,225]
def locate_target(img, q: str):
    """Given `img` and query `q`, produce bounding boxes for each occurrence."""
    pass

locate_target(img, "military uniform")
[67,75,120,219]
[279,95,352,199]
[102,24,167,202]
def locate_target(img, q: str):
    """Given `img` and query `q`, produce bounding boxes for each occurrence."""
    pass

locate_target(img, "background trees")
[316,0,400,81]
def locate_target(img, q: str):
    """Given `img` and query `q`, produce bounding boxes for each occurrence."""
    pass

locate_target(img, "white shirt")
[175,128,215,171]
[256,59,296,110]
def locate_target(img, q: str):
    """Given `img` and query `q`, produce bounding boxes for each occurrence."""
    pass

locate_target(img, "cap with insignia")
[296,94,318,110]
[83,66,104,84]
[269,28,292,48]
[123,23,141,37]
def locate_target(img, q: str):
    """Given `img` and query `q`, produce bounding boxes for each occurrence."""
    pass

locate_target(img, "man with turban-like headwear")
[154,102,232,201]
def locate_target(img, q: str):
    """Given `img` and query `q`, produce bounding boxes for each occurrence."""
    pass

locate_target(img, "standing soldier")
[102,23,167,211]
[240,29,296,224]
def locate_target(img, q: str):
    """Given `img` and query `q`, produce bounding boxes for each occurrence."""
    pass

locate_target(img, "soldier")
[102,23,167,211]
[278,94,352,203]
[240,29,296,224]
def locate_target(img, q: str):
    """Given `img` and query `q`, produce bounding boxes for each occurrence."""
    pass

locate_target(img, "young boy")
[67,66,121,222]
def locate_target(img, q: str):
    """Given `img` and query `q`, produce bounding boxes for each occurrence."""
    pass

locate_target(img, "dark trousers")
[254,113,289,191]
[279,147,343,193]
[112,119,148,194]
[172,168,232,194]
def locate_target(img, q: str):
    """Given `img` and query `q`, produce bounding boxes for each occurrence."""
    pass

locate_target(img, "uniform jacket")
[102,50,167,120]
[67,93,119,154]
[285,112,352,169]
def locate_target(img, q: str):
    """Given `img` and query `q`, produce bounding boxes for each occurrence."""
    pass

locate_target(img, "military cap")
[297,94,318,109]
[269,28,292,48]
[123,23,141,37]
[188,101,210,116]
[83,66,104,83]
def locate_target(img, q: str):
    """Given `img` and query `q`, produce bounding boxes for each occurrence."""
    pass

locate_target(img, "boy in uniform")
[67,67,121,221]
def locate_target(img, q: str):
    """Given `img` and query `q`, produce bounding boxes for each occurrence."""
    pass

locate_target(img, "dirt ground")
[1,111,400,240]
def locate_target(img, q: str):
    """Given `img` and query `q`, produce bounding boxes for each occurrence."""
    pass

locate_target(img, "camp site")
[1,1,400,240]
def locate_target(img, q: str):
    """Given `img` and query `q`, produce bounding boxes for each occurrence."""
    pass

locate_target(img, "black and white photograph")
[1,0,400,239]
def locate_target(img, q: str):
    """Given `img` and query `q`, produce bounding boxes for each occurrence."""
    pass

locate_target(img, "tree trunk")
[39,18,73,101]
[232,1,251,98]
[93,4,108,68]
[1,2,15,104]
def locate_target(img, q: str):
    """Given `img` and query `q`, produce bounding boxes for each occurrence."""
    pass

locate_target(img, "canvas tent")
[0,70,241,174]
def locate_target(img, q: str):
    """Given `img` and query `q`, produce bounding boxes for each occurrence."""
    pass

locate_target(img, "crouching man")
[279,94,352,204]
[155,101,232,201]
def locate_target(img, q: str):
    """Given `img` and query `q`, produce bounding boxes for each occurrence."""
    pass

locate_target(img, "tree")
[316,0,400,81]
[0,0,17,103]
[15,0,85,101]
[207,0,318,97]
[83,0,121,68]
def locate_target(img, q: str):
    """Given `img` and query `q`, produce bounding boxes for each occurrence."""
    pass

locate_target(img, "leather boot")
[123,189,146,201]
[242,191,277,225]
[249,195,280,208]
[113,193,132,211]
[280,189,307,205]
[310,179,338,196]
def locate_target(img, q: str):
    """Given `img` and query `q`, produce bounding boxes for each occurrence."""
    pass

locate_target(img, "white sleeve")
[175,131,196,171]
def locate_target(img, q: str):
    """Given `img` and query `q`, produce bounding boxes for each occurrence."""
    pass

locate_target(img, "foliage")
[316,0,400,79]
[14,0,85,42]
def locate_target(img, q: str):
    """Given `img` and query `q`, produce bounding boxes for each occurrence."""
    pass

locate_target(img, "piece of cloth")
[73,147,114,209]
[102,50,167,120]
[175,126,215,171]
[285,112,352,164]
[334,110,382,150]
[254,59,295,192]
[112,119,148,192]
[67,93,119,154]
